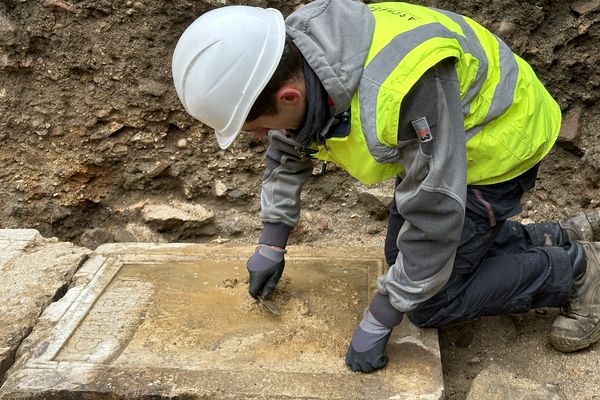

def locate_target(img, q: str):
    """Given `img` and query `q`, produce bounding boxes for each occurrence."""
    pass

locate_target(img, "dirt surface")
[55,260,366,371]
[1,0,599,399]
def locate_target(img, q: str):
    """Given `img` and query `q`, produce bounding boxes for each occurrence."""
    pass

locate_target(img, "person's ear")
[276,85,303,106]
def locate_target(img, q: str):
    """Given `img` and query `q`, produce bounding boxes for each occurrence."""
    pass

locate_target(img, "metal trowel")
[258,296,281,316]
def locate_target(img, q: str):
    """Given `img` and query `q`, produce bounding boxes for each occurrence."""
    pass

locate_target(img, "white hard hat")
[172,6,286,149]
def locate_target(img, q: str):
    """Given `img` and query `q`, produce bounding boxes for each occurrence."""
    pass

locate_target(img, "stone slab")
[0,229,89,384]
[0,244,443,400]
[0,229,42,265]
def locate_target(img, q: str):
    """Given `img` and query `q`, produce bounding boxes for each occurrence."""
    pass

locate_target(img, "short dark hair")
[246,35,304,122]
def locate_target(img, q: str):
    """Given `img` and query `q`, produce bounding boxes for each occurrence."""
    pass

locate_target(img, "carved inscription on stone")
[56,272,153,363]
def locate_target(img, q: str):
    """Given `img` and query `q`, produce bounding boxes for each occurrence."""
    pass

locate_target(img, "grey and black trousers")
[385,164,574,328]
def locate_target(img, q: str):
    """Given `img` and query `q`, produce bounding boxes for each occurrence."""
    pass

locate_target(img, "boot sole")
[550,320,600,352]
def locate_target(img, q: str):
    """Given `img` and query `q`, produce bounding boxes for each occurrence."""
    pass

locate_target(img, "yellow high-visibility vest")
[312,2,561,186]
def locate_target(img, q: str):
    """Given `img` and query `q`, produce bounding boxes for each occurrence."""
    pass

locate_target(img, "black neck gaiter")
[291,62,332,148]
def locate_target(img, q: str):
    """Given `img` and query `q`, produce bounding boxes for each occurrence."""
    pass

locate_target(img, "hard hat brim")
[215,130,238,150]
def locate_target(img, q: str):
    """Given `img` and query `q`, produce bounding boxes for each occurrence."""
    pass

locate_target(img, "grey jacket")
[259,0,467,313]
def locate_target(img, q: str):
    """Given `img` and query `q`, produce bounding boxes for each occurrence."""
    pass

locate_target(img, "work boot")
[550,241,600,352]
[559,209,600,242]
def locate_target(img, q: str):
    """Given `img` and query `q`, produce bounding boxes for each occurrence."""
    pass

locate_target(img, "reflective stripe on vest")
[435,9,519,141]
[313,3,560,186]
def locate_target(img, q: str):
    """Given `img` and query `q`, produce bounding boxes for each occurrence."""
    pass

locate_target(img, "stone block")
[142,202,215,238]
[0,229,42,265]
[0,244,443,399]
[0,229,89,384]
[558,106,583,144]
[571,0,600,16]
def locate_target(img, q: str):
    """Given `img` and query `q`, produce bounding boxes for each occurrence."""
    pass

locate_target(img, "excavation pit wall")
[0,235,443,399]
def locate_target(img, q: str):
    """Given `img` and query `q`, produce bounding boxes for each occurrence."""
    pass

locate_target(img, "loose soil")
[56,260,367,373]
[1,0,600,399]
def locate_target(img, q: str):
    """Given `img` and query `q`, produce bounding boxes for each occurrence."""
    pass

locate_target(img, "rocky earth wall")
[1,1,600,399]
[1,0,599,249]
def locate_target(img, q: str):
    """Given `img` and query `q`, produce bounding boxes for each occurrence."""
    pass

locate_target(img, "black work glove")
[345,294,404,373]
[246,244,286,299]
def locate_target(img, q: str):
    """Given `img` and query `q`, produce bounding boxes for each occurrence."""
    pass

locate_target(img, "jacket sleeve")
[377,59,467,312]
[258,130,314,248]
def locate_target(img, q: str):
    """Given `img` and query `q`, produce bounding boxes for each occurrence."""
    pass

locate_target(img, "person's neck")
[291,62,332,148]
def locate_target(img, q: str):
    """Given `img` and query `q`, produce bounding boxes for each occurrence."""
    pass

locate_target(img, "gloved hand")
[246,244,286,299]
[345,293,404,373]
